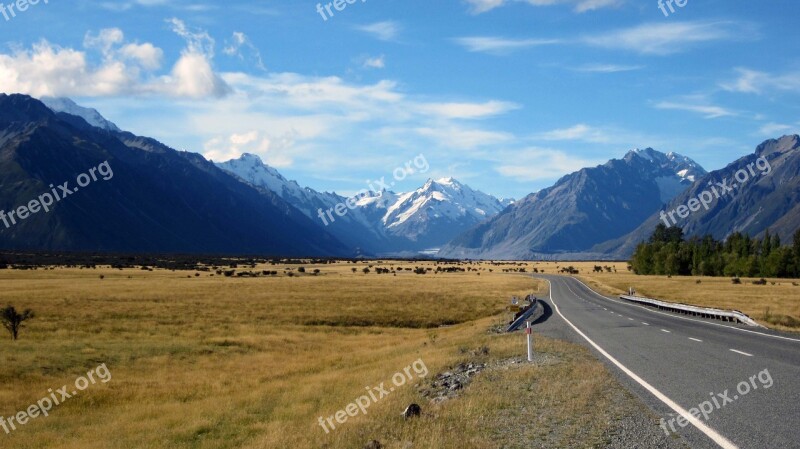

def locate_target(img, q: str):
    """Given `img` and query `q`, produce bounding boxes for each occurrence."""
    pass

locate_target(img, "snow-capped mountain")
[439,148,707,260]
[623,148,706,202]
[40,97,121,132]
[216,154,510,254]
[603,136,800,258]
[380,177,511,248]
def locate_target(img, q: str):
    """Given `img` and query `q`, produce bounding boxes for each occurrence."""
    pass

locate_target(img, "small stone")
[363,440,383,449]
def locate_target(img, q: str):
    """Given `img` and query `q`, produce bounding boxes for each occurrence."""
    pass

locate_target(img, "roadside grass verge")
[529,261,800,332]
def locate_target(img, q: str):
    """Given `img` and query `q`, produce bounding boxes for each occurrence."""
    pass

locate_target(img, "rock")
[431,396,448,405]
[402,403,422,419]
[363,440,383,449]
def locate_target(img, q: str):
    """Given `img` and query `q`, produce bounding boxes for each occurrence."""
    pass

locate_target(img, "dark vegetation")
[631,224,800,278]
[1,305,34,341]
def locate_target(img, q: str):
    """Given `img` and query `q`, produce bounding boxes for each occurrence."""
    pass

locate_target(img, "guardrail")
[619,295,763,327]
[507,299,544,332]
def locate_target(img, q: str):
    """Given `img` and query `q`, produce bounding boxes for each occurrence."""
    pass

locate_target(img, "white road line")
[628,318,634,321]
[642,322,650,326]
[661,329,671,333]
[730,349,753,357]
[565,277,800,343]
[689,337,703,342]
[545,280,738,449]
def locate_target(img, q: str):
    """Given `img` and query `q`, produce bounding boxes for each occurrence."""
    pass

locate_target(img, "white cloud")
[223,31,266,71]
[455,21,746,55]
[203,130,296,167]
[119,43,163,70]
[414,126,513,149]
[362,55,385,69]
[0,41,134,97]
[356,21,400,41]
[417,100,519,119]
[83,28,125,56]
[454,36,561,54]
[570,63,643,73]
[757,122,798,137]
[721,68,800,95]
[0,22,229,99]
[586,21,744,55]
[174,72,521,167]
[536,124,611,143]
[465,0,623,14]
[169,52,230,98]
[494,147,603,181]
[654,101,736,119]
[167,17,216,58]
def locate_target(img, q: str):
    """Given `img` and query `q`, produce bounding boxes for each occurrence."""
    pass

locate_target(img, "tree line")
[631,224,800,278]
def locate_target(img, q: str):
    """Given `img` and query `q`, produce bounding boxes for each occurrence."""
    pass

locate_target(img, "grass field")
[532,261,800,332]
[0,261,655,449]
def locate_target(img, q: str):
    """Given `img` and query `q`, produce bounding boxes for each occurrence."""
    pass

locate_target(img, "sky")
[1,0,799,200]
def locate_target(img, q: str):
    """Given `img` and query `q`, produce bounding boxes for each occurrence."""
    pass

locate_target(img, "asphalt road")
[531,275,800,449]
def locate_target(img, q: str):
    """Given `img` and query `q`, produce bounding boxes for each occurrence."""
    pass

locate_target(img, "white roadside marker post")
[526,321,534,362]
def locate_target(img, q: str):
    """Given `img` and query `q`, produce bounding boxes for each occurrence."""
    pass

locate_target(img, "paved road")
[532,275,800,449]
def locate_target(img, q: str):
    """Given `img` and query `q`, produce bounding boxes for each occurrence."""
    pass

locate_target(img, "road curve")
[532,275,800,449]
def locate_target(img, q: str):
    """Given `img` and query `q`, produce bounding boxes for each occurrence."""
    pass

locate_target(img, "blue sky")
[1,0,799,199]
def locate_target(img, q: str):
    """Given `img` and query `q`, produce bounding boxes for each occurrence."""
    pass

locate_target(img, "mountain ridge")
[0,94,349,256]
[438,147,708,260]
[216,153,511,254]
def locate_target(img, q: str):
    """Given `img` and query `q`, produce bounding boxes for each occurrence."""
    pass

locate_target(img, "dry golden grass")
[0,262,639,449]
[531,261,800,332]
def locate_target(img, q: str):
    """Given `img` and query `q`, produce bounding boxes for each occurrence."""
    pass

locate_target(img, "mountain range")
[216,154,511,255]
[1,94,798,260]
[0,94,346,256]
[598,135,800,258]
[438,148,707,259]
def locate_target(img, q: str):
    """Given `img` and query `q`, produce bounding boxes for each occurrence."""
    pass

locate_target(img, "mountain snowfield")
[625,148,705,202]
[216,154,512,254]
[40,97,122,132]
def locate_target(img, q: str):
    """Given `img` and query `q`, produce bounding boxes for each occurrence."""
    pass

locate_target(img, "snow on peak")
[382,177,506,228]
[40,97,121,132]
[632,148,655,162]
[216,153,303,200]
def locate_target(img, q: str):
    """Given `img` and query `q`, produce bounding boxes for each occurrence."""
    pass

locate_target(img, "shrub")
[1,306,35,341]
